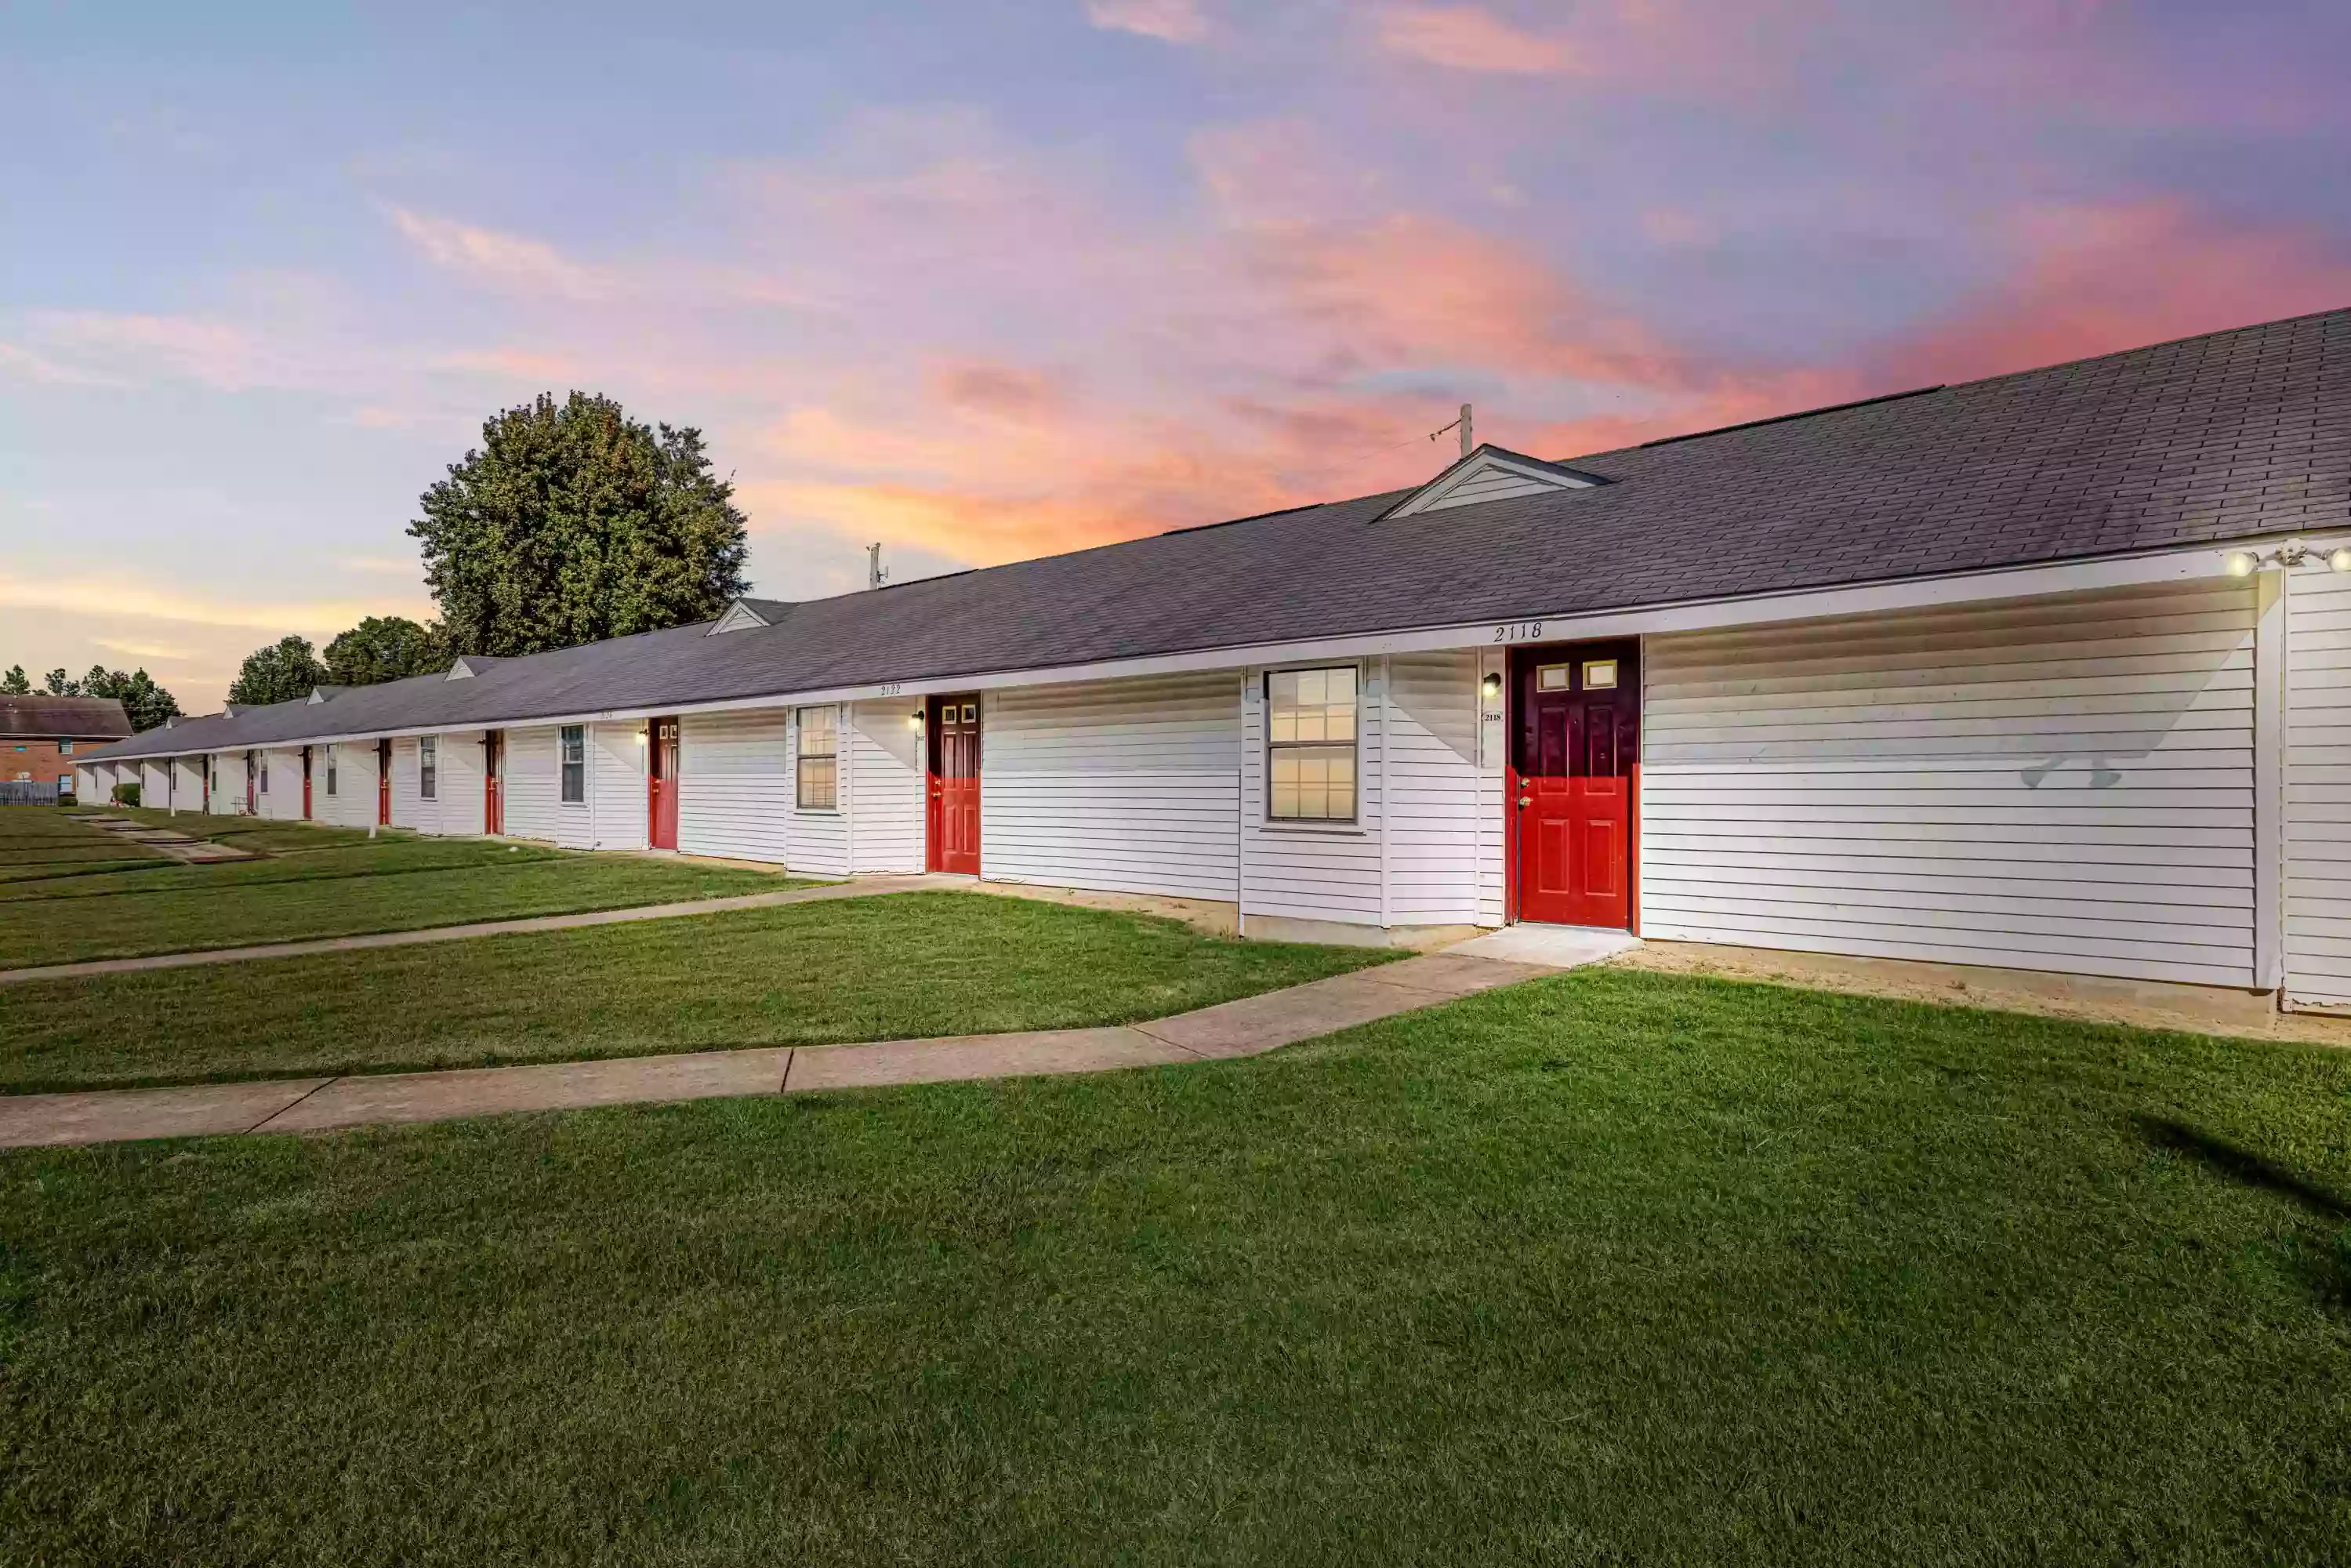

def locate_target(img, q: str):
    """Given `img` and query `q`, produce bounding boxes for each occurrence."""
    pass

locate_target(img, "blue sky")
[5,0,2348,707]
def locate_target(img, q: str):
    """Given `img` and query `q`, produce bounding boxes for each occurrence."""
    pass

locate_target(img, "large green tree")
[325,615,445,685]
[81,667,183,731]
[228,636,328,707]
[0,666,27,695]
[410,392,750,658]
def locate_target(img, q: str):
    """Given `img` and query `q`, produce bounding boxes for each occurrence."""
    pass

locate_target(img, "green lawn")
[3,967,2346,1563]
[0,815,793,966]
[0,894,1390,1091]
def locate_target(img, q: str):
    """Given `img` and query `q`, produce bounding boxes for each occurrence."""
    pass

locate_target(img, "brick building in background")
[2,696,132,793]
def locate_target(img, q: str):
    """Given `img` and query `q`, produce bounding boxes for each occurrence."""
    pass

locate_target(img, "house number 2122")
[1491,621,1544,642]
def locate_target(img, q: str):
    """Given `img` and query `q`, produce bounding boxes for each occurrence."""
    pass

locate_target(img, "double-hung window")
[326,751,338,797]
[259,759,270,794]
[560,725,586,804]
[419,736,438,800]
[59,739,72,756]
[796,706,838,810]
[1266,666,1359,822]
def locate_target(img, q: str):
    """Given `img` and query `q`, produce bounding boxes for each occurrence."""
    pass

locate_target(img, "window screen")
[796,706,838,810]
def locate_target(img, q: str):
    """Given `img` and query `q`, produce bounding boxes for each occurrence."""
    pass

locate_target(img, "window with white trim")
[419,736,437,800]
[796,706,838,811]
[260,759,270,794]
[1266,666,1358,822]
[560,725,586,804]
[326,751,338,797]
[59,739,72,756]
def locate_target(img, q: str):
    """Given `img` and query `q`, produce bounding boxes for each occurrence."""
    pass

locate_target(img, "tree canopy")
[325,615,445,686]
[28,665,183,731]
[410,391,750,659]
[228,636,329,707]
[0,666,26,695]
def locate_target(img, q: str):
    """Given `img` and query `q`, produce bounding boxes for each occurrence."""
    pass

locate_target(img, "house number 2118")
[1491,621,1544,642]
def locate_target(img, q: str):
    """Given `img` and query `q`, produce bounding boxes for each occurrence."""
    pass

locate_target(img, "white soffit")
[1385,446,1603,519]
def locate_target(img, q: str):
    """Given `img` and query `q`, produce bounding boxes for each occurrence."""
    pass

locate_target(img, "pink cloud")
[1083,0,1210,43]
[387,206,611,300]
[1376,5,1586,75]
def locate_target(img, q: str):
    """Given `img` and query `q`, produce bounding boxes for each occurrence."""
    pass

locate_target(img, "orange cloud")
[1882,200,2351,385]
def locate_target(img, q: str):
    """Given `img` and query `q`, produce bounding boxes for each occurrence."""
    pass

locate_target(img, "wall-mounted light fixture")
[633,728,648,746]
[1480,672,1504,699]
[2225,539,2351,578]
[908,708,923,730]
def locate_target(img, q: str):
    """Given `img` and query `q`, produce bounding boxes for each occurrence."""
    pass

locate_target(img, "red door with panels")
[302,747,314,820]
[483,731,504,835]
[245,753,257,815]
[378,739,393,826]
[927,695,981,875]
[648,718,680,850]
[1511,642,1638,929]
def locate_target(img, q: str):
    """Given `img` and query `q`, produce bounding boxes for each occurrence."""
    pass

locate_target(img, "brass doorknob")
[1517,796,1531,808]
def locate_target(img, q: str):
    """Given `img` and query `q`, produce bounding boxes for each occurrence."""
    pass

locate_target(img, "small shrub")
[111,782,141,808]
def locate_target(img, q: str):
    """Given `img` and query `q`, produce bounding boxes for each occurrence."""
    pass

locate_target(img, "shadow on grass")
[2135,1115,2351,1221]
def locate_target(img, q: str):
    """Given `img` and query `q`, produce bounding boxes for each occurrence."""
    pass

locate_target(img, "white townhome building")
[81,310,2351,1010]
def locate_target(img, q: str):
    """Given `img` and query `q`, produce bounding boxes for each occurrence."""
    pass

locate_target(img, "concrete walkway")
[0,874,960,987]
[0,950,1566,1149]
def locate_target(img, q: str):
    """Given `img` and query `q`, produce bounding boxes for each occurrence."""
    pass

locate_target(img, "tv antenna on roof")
[1428,403,1473,459]
[867,543,888,591]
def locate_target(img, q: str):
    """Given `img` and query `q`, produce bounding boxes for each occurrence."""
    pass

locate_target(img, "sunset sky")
[4,0,2347,709]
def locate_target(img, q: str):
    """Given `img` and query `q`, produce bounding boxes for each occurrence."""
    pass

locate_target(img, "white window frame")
[259,757,270,794]
[796,705,840,812]
[419,736,438,800]
[1264,662,1362,826]
[560,724,586,805]
[58,739,72,756]
[325,750,338,797]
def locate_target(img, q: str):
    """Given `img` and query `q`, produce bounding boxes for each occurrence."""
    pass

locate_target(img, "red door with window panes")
[1511,643,1638,929]
[927,695,981,874]
[648,718,680,850]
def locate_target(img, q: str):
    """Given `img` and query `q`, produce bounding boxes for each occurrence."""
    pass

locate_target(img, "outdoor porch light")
[2226,550,2259,577]
[1481,672,1504,699]
[2332,547,2351,573]
[908,708,923,730]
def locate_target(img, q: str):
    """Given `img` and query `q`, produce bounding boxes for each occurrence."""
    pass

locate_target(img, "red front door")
[378,739,393,826]
[483,731,504,835]
[1511,643,1638,929]
[245,754,257,815]
[648,718,680,850]
[302,748,314,819]
[927,695,981,874]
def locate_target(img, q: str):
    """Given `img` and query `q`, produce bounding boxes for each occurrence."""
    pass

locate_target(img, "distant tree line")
[227,390,751,709]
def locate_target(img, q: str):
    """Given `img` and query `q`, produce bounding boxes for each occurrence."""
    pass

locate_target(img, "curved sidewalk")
[0,950,1576,1149]
[0,874,959,987]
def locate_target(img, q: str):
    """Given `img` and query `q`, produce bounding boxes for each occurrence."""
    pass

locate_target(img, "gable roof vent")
[1382,444,1605,520]
[307,685,347,704]
[707,599,772,635]
[446,655,506,681]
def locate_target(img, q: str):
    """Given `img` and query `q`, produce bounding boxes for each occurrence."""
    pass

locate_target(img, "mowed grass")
[3,968,2347,1564]
[0,894,1390,1091]
[0,811,794,966]
[0,807,161,879]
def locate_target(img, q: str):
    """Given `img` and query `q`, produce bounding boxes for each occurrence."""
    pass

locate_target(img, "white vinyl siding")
[677,710,791,866]
[390,739,423,829]
[848,699,924,873]
[981,673,1243,902]
[502,725,565,844]
[1240,661,1386,927]
[789,708,850,877]
[1384,651,1498,927]
[317,744,372,829]
[2284,567,2351,1007]
[172,757,204,812]
[590,721,647,850]
[259,749,303,820]
[142,760,171,809]
[1640,580,2258,987]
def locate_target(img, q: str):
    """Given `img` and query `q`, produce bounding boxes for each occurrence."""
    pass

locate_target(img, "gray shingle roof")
[88,307,2351,762]
[2,696,132,739]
